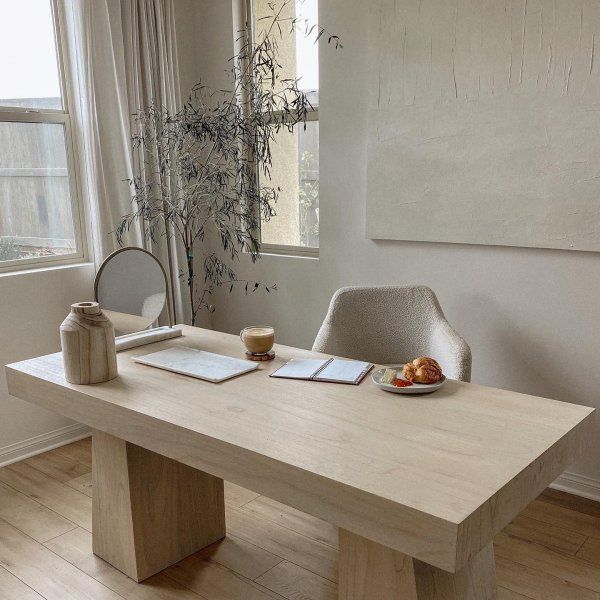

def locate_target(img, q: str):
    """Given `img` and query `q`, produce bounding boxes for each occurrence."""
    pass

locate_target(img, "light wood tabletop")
[5,325,595,599]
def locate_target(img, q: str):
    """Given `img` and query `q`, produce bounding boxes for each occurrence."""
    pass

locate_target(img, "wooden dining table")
[5,325,595,599]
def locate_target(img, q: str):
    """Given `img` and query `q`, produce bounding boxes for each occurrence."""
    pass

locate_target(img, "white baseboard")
[551,471,600,503]
[0,424,91,468]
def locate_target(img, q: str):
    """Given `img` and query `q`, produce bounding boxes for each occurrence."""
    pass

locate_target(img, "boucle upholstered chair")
[312,286,472,382]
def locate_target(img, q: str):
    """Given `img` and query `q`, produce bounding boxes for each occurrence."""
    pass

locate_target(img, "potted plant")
[117,0,340,325]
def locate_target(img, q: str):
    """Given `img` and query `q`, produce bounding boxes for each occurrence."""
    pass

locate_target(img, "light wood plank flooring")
[0,438,600,599]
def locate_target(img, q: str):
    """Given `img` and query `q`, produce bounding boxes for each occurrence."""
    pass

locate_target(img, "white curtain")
[61,0,186,324]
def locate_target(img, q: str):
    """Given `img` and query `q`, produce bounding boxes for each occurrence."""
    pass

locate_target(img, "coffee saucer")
[246,350,275,362]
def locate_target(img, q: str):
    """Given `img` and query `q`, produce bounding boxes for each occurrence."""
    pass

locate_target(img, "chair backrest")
[312,286,471,381]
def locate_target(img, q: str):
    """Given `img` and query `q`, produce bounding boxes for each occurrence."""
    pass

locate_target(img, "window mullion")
[264,109,319,125]
[0,110,69,125]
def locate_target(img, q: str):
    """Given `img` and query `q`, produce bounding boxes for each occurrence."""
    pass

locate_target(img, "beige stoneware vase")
[60,302,118,384]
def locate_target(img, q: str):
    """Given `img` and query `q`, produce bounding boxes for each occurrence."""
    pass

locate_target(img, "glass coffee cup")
[240,325,275,358]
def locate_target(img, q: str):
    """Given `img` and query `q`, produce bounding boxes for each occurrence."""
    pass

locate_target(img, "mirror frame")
[93,246,174,328]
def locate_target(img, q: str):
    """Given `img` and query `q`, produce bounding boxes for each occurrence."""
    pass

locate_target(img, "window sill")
[0,259,94,279]
[260,244,319,259]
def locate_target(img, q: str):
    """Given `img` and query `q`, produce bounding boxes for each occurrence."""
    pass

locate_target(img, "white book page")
[270,358,329,380]
[314,359,372,384]
[133,346,258,382]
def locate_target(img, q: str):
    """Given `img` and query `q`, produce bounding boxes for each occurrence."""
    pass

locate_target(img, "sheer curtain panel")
[61,0,185,323]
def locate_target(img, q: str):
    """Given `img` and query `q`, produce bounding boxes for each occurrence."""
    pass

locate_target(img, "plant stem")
[185,245,195,326]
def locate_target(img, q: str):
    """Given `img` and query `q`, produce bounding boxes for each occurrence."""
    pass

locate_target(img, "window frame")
[0,0,87,274]
[245,0,320,258]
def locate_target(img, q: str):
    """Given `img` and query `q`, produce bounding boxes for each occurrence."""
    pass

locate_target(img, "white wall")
[188,0,600,494]
[0,263,95,464]
[174,0,233,98]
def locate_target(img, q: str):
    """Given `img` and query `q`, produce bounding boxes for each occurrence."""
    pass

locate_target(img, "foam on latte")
[245,327,273,338]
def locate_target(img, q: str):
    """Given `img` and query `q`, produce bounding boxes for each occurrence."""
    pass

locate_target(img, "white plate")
[372,365,446,395]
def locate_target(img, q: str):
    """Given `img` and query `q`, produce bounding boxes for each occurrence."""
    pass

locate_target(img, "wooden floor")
[0,440,600,599]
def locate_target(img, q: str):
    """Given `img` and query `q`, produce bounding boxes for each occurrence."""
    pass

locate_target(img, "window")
[0,0,84,270]
[250,0,319,254]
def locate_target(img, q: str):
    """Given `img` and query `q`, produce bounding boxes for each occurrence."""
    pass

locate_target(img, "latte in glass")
[240,326,275,355]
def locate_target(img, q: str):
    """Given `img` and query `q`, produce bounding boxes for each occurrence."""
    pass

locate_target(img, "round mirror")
[94,247,171,335]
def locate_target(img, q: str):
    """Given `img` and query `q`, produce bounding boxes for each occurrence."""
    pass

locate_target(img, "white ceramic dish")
[372,365,446,395]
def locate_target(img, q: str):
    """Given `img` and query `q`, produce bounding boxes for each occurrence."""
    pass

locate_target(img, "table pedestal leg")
[338,529,497,600]
[92,430,225,582]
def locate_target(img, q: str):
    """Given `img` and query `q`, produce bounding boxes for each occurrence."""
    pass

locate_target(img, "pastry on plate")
[402,357,443,384]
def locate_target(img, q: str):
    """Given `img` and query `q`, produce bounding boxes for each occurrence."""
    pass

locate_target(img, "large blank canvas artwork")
[367,0,600,251]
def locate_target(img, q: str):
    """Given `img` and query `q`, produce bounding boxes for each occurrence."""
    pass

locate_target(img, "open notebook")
[270,358,373,385]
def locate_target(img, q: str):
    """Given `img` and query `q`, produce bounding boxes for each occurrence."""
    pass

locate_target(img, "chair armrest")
[431,319,472,382]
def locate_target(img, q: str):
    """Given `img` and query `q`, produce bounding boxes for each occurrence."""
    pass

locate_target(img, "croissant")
[402,357,443,384]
